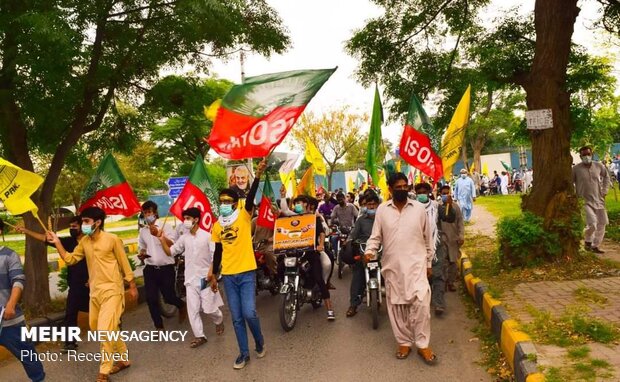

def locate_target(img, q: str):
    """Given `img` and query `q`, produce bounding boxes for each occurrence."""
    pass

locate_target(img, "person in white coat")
[160,207,225,348]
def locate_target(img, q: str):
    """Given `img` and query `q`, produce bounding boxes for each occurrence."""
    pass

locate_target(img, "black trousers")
[64,288,89,345]
[143,264,185,328]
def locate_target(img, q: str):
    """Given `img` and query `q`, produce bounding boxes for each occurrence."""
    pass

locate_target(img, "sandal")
[346,306,357,317]
[216,323,225,336]
[417,347,437,365]
[109,361,130,375]
[95,373,109,382]
[190,337,208,348]
[395,345,411,359]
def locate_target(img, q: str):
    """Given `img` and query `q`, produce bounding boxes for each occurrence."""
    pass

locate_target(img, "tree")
[290,107,367,190]
[347,0,620,259]
[0,0,290,314]
[344,133,393,170]
[144,75,233,173]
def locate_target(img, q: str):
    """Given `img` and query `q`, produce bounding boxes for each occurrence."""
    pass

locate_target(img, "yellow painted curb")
[466,276,481,297]
[526,372,545,382]
[482,292,501,325]
[501,319,531,370]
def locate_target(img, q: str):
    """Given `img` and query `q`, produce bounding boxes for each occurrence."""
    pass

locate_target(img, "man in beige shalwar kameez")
[364,173,437,364]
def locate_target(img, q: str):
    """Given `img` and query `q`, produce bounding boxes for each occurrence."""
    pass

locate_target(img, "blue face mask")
[81,223,95,236]
[416,194,429,203]
[220,204,234,217]
[360,207,367,215]
[294,204,304,213]
[441,195,449,203]
[366,209,376,216]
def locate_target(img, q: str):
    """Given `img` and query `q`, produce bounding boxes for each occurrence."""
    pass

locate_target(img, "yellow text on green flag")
[304,137,327,176]
[440,85,471,177]
[0,158,43,215]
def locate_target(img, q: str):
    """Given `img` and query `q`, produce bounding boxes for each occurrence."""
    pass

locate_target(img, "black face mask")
[69,228,80,239]
[393,190,409,202]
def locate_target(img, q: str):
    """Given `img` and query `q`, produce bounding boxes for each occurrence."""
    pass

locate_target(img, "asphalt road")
[1,272,491,382]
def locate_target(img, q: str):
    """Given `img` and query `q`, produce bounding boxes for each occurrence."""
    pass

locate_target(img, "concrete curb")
[459,252,545,382]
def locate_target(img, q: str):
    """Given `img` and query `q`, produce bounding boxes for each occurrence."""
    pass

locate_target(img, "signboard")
[273,214,317,254]
[166,177,188,199]
[525,109,553,130]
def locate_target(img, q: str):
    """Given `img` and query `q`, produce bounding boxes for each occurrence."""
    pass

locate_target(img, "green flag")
[366,86,383,184]
[500,160,512,172]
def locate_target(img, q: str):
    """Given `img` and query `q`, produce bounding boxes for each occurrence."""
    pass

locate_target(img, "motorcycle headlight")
[284,257,297,267]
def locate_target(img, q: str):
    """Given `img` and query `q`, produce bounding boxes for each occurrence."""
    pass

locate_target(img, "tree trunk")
[22,210,51,316]
[521,0,581,258]
[327,164,335,191]
[460,138,469,172]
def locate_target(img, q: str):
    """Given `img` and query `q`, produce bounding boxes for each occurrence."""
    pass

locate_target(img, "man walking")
[47,206,137,382]
[210,159,267,369]
[138,201,187,330]
[364,173,436,365]
[454,169,476,222]
[438,186,464,292]
[572,145,611,254]
[160,207,225,348]
[0,243,45,381]
[18,216,89,352]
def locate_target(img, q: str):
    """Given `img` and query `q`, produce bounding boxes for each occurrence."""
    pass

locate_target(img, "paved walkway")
[467,202,620,379]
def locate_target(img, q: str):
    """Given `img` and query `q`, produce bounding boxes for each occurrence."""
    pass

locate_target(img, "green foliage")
[57,266,69,293]
[567,346,591,360]
[497,212,561,266]
[0,213,20,234]
[205,160,228,194]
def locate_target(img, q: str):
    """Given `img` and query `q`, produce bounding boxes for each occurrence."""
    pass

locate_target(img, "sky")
[199,0,618,153]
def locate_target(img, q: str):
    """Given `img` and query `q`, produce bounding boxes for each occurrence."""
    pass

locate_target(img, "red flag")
[169,155,216,232]
[399,94,443,181]
[79,154,141,216]
[256,178,276,229]
[207,68,336,159]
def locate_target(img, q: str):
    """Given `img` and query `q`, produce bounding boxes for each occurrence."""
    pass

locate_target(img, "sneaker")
[256,343,266,359]
[327,310,336,320]
[233,354,250,370]
[591,247,605,254]
[434,307,445,317]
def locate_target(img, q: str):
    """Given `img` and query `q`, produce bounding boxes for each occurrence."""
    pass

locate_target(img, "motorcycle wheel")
[158,292,177,318]
[279,287,297,332]
[370,288,379,330]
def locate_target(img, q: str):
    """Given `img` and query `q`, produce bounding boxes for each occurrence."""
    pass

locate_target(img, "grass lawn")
[475,194,522,219]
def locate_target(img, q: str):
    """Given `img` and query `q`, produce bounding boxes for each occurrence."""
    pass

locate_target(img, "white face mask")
[581,155,593,164]
[183,220,194,229]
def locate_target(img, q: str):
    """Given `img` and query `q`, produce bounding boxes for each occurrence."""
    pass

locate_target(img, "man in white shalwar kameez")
[160,208,224,348]
[364,173,437,364]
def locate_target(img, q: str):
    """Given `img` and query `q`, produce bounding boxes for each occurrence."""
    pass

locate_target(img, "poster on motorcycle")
[273,214,316,254]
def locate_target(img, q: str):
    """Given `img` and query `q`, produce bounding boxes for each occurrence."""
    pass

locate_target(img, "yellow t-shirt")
[212,209,257,275]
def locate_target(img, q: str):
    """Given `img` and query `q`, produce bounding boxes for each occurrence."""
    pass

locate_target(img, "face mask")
[81,224,95,236]
[581,155,592,164]
[416,194,429,203]
[145,215,156,224]
[220,204,234,217]
[183,220,194,229]
[360,207,367,215]
[69,228,80,239]
[441,195,449,203]
[461,174,467,179]
[366,209,376,216]
[294,204,304,213]
[393,190,409,202]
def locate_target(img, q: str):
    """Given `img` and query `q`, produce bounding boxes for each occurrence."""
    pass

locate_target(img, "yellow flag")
[347,177,355,192]
[296,167,315,197]
[469,161,475,173]
[291,173,299,198]
[204,99,222,121]
[377,169,390,201]
[482,162,489,176]
[0,158,43,215]
[441,85,471,177]
[304,138,327,176]
[396,160,401,173]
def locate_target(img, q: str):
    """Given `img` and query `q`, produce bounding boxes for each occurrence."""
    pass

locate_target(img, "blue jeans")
[222,271,264,357]
[0,323,45,381]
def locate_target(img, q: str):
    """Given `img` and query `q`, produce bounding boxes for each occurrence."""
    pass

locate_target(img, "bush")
[0,213,21,234]
[497,212,562,267]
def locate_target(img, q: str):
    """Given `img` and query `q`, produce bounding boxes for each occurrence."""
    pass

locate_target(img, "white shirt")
[170,229,216,286]
[138,220,177,266]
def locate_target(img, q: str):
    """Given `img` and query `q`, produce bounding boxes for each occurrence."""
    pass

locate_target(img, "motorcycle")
[330,225,351,279]
[358,242,383,330]
[254,240,280,296]
[279,249,323,332]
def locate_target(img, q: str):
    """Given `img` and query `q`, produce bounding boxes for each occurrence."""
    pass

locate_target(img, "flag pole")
[32,212,49,233]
